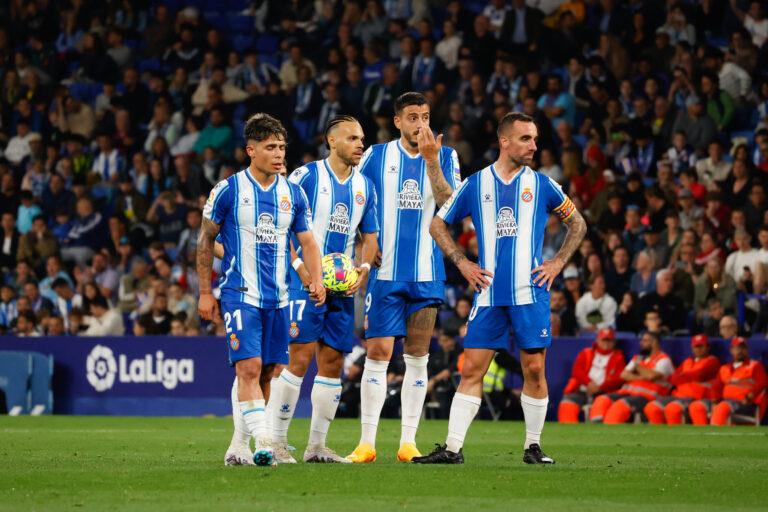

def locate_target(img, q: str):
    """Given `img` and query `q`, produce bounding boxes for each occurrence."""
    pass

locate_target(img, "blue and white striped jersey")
[203,169,313,308]
[287,159,379,289]
[437,165,576,306]
[359,140,460,282]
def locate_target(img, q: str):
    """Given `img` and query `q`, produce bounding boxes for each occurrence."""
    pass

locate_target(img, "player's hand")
[531,257,566,291]
[586,382,600,395]
[198,292,219,321]
[416,120,442,163]
[457,259,493,292]
[346,266,369,296]
[309,281,326,306]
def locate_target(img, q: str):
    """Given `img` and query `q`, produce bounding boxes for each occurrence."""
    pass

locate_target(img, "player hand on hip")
[346,265,370,296]
[457,259,494,292]
[531,257,566,291]
[308,281,326,307]
[198,292,220,321]
[416,120,442,163]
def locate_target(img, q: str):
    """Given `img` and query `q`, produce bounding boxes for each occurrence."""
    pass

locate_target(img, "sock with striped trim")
[272,370,303,443]
[308,376,342,447]
[239,399,267,441]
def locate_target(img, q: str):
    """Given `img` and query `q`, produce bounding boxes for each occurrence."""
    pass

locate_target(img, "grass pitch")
[1,417,767,512]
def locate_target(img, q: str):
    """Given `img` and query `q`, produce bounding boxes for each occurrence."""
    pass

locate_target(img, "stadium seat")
[206,12,226,30]
[0,351,32,415]
[227,14,254,33]
[256,35,279,55]
[28,352,53,415]
[232,35,257,53]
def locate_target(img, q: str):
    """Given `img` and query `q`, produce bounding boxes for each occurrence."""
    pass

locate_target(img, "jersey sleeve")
[202,179,232,225]
[543,175,576,222]
[441,147,462,189]
[437,177,472,224]
[359,178,379,234]
[288,165,310,185]
[290,185,313,235]
[358,145,379,179]
[624,357,638,373]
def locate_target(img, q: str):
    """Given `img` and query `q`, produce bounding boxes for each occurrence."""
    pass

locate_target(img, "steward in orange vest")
[558,328,626,423]
[643,334,720,424]
[689,337,768,425]
[589,331,674,424]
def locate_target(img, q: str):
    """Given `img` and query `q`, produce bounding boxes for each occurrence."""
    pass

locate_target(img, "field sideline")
[1,417,767,511]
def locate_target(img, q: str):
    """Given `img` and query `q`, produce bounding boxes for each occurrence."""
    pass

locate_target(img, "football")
[321,253,359,293]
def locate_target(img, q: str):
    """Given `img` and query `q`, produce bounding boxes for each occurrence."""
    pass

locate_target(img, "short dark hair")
[496,112,535,137]
[394,92,429,115]
[324,114,359,149]
[91,296,108,310]
[243,113,287,143]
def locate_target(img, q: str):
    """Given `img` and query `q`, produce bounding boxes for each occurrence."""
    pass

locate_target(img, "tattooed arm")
[430,216,493,291]
[197,217,221,320]
[532,208,587,291]
[417,121,454,207]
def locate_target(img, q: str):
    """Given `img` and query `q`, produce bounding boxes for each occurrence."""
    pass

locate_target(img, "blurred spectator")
[643,334,720,425]
[694,259,737,323]
[16,191,42,235]
[136,293,172,335]
[719,314,740,339]
[1,212,20,270]
[51,277,83,331]
[689,337,767,426]
[558,328,625,423]
[637,270,686,334]
[83,295,124,336]
[61,197,106,266]
[22,281,53,316]
[589,331,674,424]
[575,275,617,332]
[549,288,577,336]
[630,250,656,298]
[425,331,461,418]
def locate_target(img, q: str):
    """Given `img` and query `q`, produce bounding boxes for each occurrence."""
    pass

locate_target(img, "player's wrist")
[359,262,371,273]
[292,257,304,271]
[199,289,214,296]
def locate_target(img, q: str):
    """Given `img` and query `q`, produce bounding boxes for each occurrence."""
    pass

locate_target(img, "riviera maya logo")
[86,344,117,392]
[397,179,423,209]
[328,203,351,234]
[496,207,518,237]
[256,213,278,244]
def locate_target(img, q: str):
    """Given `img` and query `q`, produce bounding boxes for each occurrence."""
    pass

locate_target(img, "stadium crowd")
[1,1,768,421]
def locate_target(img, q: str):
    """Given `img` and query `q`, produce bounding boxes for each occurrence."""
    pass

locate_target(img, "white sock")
[273,370,303,443]
[521,393,549,449]
[308,376,342,447]
[264,376,279,439]
[445,392,481,453]
[239,399,267,442]
[400,354,429,445]
[359,358,389,447]
[230,377,249,448]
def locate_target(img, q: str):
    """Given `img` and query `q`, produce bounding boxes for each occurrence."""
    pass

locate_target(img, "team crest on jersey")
[279,195,292,211]
[397,179,423,209]
[229,333,240,350]
[255,213,278,244]
[521,188,533,203]
[289,322,300,338]
[355,191,365,205]
[328,203,351,234]
[496,207,518,237]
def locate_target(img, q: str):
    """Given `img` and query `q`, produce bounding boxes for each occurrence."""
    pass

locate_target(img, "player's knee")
[523,360,545,381]
[237,358,262,382]
[366,342,393,361]
[288,354,312,377]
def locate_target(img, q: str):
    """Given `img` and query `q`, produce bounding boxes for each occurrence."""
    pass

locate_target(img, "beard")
[639,347,652,357]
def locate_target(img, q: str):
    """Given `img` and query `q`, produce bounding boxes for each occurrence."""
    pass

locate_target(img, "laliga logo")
[86,344,117,392]
[85,344,194,392]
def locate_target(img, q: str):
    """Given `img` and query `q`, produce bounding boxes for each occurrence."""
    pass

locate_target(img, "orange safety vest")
[670,355,721,400]
[717,359,768,403]
[618,351,673,401]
